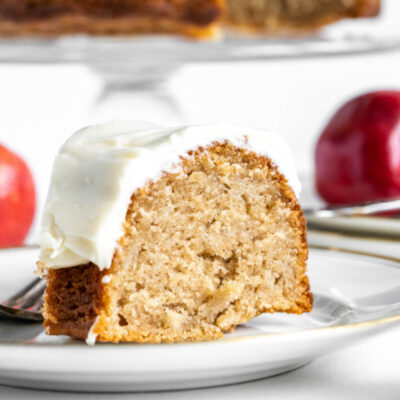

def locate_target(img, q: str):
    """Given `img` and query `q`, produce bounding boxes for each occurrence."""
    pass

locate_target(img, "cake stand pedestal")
[90,63,183,125]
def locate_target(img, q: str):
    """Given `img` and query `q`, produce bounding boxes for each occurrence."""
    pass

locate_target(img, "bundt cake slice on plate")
[37,122,312,344]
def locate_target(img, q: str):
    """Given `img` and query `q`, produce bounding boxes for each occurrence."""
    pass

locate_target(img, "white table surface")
[1,1,400,397]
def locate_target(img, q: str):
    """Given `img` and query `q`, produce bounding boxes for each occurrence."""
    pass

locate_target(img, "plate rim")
[0,244,400,348]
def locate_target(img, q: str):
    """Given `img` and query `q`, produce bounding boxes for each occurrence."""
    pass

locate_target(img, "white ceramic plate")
[308,230,400,260]
[0,246,400,392]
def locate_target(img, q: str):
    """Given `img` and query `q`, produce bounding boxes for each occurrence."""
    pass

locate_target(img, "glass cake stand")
[1,31,400,64]
[1,15,400,123]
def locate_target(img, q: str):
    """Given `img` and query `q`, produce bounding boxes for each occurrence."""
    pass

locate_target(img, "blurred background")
[0,0,399,242]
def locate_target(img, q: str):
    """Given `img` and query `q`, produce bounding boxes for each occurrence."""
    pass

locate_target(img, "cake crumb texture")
[44,143,312,343]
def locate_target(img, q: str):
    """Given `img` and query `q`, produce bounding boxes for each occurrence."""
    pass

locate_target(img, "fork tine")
[3,278,45,308]
[0,303,43,321]
[0,276,45,322]
[17,280,46,309]
[29,296,44,313]
[4,277,42,306]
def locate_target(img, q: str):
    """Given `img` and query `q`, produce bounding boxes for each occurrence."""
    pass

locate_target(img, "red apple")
[0,144,36,247]
[315,90,400,205]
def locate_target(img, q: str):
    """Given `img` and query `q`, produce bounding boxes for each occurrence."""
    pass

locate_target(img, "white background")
[0,0,400,398]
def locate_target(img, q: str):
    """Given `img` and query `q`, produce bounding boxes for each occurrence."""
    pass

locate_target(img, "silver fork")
[0,277,45,321]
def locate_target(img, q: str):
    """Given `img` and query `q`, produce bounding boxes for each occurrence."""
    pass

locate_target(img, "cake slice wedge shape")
[38,122,312,343]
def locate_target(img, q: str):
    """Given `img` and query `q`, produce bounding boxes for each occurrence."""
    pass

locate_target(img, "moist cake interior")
[44,142,312,343]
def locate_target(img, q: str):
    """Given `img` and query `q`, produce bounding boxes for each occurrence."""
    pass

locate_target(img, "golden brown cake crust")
[0,0,224,38]
[43,264,105,339]
[357,0,381,17]
[43,142,312,343]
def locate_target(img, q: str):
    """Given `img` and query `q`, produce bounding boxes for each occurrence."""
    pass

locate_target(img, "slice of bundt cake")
[38,122,312,344]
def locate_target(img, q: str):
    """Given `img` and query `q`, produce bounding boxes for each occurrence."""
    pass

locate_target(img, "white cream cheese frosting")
[39,121,301,271]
